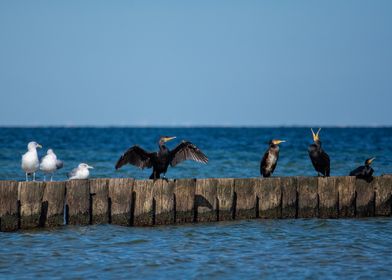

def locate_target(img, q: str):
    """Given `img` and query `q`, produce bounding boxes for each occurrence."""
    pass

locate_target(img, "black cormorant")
[349,157,375,182]
[115,136,208,179]
[260,139,285,177]
[308,128,330,177]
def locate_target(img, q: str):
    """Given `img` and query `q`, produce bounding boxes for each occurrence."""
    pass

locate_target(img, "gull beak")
[87,165,94,169]
[163,136,176,142]
[37,144,42,148]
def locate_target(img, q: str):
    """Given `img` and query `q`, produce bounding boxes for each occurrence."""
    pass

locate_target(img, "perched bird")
[40,149,64,181]
[21,141,42,181]
[350,157,375,182]
[67,163,93,180]
[308,128,330,177]
[260,139,286,177]
[115,136,208,179]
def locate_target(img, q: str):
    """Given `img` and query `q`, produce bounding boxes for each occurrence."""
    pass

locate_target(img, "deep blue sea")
[1,127,392,279]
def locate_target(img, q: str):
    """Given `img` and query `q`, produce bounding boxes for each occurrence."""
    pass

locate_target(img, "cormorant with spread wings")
[115,136,208,179]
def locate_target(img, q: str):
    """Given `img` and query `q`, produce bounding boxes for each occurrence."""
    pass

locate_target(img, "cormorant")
[308,128,330,177]
[115,136,208,179]
[349,157,375,182]
[260,139,285,177]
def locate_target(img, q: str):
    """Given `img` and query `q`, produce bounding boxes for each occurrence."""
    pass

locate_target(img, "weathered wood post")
[336,176,356,217]
[173,178,196,224]
[281,177,297,218]
[90,178,109,224]
[354,178,376,217]
[255,178,281,218]
[108,178,134,226]
[133,180,155,226]
[18,181,46,229]
[43,181,66,227]
[195,178,235,222]
[153,179,175,225]
[65,179,90,225]
[318,177,338,218]
[0,181,19,231]
[374,175,392,216]
[234,178,258,220]
[296,177,318,218]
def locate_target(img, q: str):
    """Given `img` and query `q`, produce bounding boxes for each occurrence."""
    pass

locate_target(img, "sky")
[0,0,391,127]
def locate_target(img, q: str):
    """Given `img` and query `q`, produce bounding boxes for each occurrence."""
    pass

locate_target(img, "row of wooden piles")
[0,176,391,232]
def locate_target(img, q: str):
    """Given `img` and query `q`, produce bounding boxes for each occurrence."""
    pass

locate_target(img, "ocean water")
[0,127,391,180]
[1,127,392,279]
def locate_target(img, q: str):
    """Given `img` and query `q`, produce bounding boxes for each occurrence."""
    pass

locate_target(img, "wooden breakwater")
[0,176,391,232]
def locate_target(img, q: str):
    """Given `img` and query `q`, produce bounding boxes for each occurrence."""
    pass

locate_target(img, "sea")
[0,127,391,279]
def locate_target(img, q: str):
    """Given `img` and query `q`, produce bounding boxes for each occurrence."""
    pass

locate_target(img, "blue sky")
[0,1,391,126]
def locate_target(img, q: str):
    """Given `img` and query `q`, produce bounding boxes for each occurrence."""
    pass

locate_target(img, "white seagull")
[40,149,64,181]
[21,141,42,181]
[67,163,93,180]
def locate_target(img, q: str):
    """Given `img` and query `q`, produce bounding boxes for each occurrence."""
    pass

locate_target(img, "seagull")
[67,163,93,180]
[40,149,64,181]
[21,141,42,181]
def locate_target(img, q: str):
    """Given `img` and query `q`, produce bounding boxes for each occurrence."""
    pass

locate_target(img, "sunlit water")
[1,219,392,279]
[1,127,392,279]
[0,127,391,180]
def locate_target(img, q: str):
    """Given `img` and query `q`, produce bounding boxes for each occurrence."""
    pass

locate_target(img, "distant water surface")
[0,127,391,180]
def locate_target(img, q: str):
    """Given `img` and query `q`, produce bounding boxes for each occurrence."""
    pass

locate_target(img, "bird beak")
[163,136,176,142]
[37,144,42,148]
[311,128,320,142]
[272,140,286,145]
[87,165,94,169]
[368,157,376,164]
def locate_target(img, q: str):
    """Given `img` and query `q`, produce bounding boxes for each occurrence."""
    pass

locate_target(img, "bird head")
[270,139,286,145]
[311,128,322,142]
[365,157,375,165]
[79,163,94,169]
[47,149,54,155]
[159,136,176,144]
[28,141,42,150]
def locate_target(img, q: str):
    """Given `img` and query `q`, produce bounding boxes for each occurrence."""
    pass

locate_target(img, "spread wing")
[169,141,208,167]
[115,146,154,170]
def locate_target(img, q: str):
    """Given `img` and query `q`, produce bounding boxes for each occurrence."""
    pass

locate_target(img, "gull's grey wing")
[56,160,64,170]
[67,167,78,178]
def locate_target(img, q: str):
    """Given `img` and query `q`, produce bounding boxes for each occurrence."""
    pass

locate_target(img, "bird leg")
[25,173,28,182]
[43,175,46,182]
[33,172,36,181]
[50,175,53,182]
[162,175,169,183]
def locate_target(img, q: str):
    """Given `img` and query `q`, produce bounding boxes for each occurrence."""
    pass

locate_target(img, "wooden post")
[153,179,175,225]
[18,181,46,229]
[65,180,90,225]
[318,177,338,218]
[108,178,134,226]
[297,177,318,218]
[90,179,109,224]
[374,175,392,216]
[133,180,155,226]
[43,181,66,227]
[173,178,196,224]
[336,176,356,217]
[281,177,297,218]
[0,181,19,232]
[355,178,376,217]
[255,178,282,219]
[195,178,218,222]
[234,178,257,220]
